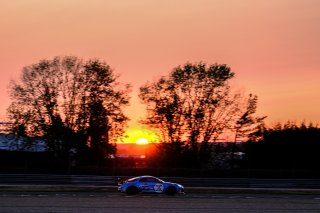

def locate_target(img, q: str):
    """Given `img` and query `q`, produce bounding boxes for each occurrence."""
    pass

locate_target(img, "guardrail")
[1,174,320,189]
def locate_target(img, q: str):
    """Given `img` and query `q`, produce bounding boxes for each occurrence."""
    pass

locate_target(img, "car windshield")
[126,177,139,182]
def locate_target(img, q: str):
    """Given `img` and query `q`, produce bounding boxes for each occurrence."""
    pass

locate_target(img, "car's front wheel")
[165,186,177,195]
[126,186,139,195]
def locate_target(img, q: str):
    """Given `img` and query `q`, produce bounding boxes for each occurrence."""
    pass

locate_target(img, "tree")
[233,94,266,142]
[230,94,266,168]
[7,56,130,165]
[139,62,262,168]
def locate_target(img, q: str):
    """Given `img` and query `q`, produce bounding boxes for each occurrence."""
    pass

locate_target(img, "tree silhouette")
[7,56,130,165]
[139,62,262,168]
[230,94,266,168]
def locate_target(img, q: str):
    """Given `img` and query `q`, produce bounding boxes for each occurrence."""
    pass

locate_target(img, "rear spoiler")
[117,177,126,186]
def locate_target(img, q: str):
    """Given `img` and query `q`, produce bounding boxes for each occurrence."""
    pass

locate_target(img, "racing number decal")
[154,183,164,193]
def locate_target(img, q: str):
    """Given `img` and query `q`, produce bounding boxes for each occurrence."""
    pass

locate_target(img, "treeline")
[246,122,320,177]
[2,55,319,177]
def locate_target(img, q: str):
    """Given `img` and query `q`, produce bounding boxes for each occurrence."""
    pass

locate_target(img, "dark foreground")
[0,192,320,213]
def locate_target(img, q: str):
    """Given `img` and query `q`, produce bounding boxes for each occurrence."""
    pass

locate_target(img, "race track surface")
[0,192,320,213]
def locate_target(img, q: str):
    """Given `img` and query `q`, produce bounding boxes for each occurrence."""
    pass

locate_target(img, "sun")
[136,138,149,145]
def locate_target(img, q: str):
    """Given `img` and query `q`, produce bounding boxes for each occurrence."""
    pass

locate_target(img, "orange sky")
[1,0,320,130]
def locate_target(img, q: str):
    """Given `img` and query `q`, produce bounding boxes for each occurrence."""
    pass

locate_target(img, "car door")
[138,177,153,192]
[144,177,164,193]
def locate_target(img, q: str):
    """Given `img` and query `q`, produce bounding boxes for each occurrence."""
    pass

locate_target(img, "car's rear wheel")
[126,186,139,195]
[165,186,177,195]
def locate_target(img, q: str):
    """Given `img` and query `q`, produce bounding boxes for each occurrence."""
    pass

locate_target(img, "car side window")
[148,178,160,183]
[139,178,148,182]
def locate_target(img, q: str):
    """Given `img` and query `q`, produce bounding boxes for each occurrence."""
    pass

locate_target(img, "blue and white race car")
[118,175,184,195]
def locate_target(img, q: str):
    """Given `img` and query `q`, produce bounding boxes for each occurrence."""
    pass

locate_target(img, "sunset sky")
[1,0,319,139]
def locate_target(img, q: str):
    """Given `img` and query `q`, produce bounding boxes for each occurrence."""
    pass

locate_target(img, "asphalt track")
[0,192,320,213]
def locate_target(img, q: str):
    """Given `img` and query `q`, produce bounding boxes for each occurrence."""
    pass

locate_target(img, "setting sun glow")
[118,126,159,144]
[136,138,149,145]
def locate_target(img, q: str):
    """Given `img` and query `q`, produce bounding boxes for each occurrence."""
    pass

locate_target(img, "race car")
[118,175,184,195]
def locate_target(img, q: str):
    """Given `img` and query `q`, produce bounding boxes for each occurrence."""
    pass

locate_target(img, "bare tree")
[139,62,263,168]
[7,56,130,164]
